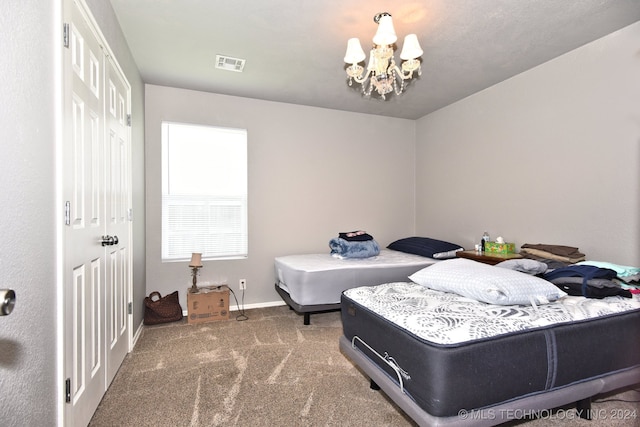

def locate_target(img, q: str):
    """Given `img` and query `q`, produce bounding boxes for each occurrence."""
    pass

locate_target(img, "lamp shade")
[400,34,423,60]
[372,14,397,46]
[344,38,366,64]
[189,252,203,267]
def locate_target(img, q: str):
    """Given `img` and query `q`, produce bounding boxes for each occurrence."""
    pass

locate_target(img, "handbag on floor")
[144,291,183,325]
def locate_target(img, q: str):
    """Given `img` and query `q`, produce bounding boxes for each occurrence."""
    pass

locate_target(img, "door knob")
[101,235,114,246]
[101,235,120,246]
[0,289,16,316]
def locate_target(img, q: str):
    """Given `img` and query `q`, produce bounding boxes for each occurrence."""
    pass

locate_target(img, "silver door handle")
[0,289,15,316]
[101,235,118,246]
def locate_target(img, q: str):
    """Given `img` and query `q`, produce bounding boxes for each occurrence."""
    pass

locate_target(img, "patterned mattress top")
[343,282,640,345]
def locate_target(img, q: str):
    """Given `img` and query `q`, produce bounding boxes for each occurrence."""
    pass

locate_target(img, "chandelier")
[343,12,423,99]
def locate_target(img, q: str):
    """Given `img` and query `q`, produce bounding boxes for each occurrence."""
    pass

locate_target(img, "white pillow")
[495,258,548,275]
[408,258,566,306]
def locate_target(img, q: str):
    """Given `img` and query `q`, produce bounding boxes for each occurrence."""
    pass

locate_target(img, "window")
[161,122,247,261]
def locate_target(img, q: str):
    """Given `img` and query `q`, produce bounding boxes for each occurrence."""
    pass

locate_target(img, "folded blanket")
[521,243,585,258]
[329,237,380,259]
[520,247,586,264]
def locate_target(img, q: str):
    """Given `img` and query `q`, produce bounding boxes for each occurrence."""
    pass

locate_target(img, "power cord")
[228,287,248,321]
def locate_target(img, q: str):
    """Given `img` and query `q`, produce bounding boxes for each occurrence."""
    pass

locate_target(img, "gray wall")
[145,85,417,309]
[145,22,640,311]
[0,1,58,424]
[415,22,640,265]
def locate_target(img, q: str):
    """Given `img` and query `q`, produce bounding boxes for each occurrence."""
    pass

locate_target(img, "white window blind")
[161,122,247,261]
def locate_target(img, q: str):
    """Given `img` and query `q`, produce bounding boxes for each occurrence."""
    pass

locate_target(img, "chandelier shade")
[372,14,397,45]
[344,38,366,64]
[344,12,423,99]
[400,34,424,60]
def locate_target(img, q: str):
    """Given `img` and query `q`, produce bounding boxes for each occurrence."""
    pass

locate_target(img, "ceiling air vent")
[215,55,246,72]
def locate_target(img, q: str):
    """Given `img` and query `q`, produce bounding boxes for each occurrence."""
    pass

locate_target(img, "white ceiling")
[108,0,640,120]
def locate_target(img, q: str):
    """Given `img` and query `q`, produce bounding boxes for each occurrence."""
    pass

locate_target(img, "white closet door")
[104,54,131,386]
[62,1,132,425]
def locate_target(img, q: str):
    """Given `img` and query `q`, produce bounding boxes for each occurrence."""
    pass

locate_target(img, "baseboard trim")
[231,300,286,311]
[180,300,286,317]
[132,320,144,348]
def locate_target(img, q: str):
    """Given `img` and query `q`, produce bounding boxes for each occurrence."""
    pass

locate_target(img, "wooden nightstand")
[456,250,523,266]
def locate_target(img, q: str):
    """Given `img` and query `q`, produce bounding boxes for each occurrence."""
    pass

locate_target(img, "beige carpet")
[89,306,639,426]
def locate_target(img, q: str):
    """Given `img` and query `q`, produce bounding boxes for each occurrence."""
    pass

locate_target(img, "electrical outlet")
[239,279,247,290]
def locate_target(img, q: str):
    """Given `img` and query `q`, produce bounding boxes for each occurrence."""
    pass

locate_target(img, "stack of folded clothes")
[576,260,640,295]
[543,264,632,299]
[329,230,380,259]
[520,243,586,268]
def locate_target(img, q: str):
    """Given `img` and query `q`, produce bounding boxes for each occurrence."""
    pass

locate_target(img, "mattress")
[275,249,437,307]
[341,282,640,419]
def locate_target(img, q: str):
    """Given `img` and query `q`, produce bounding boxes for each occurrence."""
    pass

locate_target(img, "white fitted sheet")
[274,249,437,306]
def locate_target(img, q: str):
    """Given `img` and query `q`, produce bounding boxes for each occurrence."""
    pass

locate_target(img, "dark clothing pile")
[338,231,374,242]
[543,265,632,299]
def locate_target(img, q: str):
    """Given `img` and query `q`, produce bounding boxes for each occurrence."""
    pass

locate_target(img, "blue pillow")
[387,237,463,259]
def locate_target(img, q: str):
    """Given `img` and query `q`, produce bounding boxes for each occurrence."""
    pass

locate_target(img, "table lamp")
[189,252,203,293]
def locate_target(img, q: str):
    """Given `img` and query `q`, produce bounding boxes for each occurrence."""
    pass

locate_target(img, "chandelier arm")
[393,64,416,80]
[351,69,374,85]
